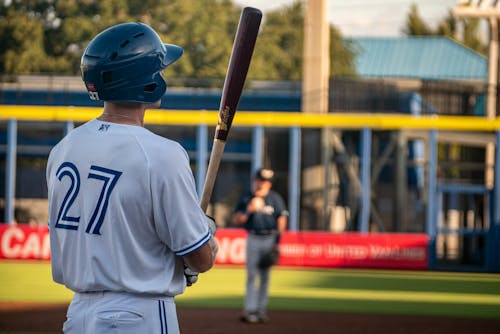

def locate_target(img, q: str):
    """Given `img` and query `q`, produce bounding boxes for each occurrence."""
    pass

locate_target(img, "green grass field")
[1,261,500,319]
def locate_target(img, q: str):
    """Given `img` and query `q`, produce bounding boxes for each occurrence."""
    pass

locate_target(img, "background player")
[231,168,288,323]
[46,22,218,334]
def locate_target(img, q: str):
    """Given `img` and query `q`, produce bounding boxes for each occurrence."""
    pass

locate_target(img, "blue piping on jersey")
[175,231,211,256]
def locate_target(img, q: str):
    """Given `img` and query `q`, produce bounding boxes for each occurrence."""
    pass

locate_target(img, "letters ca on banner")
[0,224,51,260]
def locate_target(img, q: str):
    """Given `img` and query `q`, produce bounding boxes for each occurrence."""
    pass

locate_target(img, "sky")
[233,0,458,37]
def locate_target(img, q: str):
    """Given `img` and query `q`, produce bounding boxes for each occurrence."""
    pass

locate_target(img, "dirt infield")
[1,302,500,334]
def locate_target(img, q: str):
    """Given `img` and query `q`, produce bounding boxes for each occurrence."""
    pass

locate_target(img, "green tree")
[251,1,304,80]
[154,0,239,80]
[0,0,356,80]
[251,1,357,80]
[436,10,487,55]
[403,3,487,55]
[0,9,50,75]
[401,4,433,36]
[330,25,357,77]
[461,18,487,55]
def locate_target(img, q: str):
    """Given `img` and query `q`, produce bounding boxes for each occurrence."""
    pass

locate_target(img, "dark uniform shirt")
[235,190,288,235]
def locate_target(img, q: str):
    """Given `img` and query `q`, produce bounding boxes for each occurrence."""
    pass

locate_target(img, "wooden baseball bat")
[200,7,262,212]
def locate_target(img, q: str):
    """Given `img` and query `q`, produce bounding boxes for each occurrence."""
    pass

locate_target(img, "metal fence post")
[358,128,371,232]
[426,129,438,267]
[4,119,17,224]
[64,120,74,136]
[289,126,301,231]
[252,126,264,174]
[196,124,208,197]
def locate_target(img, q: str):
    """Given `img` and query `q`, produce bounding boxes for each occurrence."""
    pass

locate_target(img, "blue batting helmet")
[81,22,183,103]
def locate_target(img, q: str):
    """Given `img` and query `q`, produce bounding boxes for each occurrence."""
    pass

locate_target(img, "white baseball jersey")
[47,119,210,297]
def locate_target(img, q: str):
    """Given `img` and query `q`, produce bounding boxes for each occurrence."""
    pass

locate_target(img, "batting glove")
[184,266,198,286]
[206,214,217,236]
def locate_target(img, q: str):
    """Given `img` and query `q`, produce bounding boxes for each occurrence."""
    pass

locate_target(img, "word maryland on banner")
[0,224,429,269]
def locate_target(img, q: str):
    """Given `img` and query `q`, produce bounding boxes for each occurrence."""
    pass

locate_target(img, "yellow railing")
[1,105,500,131]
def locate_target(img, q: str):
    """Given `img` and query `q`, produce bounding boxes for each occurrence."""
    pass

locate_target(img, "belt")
[249,230,275,236]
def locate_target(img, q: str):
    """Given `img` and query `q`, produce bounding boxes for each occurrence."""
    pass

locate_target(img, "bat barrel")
[201,7,262,213]
[215,7,262,142]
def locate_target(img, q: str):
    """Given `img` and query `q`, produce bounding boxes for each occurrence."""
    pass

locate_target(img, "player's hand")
[184,265,199,286]
[184,215,217,287]
[247,196,265,213]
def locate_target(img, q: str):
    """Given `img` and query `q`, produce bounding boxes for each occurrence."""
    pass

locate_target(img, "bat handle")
[200,140,226,212]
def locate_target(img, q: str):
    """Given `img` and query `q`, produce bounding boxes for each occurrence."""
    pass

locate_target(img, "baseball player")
[231,168,288,323]
[46,22,218,334]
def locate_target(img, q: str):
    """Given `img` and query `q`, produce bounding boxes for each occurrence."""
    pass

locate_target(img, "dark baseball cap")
[254,168,274,182]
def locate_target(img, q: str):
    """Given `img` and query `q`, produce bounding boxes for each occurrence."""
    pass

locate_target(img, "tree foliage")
[402,3,487,55]
[330,24,357,77]
[251,1,305,80]
[0,0,356,80]
[401,4,433,36]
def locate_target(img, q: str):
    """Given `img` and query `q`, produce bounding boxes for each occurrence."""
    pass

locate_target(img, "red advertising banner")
[212,229,428,269]
[277,231,429,269]
[0,224,50,260]
[0,224,429,269]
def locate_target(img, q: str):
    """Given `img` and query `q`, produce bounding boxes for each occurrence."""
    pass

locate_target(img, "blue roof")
[350,37,487,81]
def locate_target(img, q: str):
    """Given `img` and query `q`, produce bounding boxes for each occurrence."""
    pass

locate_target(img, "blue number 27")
[55,162,122,235]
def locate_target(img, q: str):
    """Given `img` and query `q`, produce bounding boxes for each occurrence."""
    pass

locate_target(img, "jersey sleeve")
[149,141,210,256]
[272,191,289,218]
